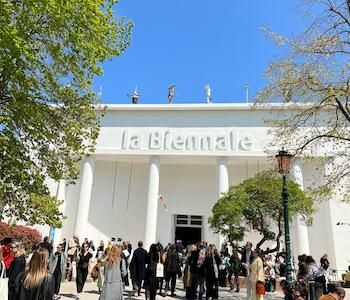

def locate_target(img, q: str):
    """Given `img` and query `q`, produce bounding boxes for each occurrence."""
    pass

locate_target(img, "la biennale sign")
[121,129,254,152]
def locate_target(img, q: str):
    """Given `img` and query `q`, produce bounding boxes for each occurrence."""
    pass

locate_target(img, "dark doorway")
[175,227,201,247]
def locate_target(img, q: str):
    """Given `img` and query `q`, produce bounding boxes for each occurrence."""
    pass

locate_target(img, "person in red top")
[1,237,14,270]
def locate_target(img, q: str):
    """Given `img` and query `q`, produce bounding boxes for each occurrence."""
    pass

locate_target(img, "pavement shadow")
[60,294,76,298]
[85,290,100,295]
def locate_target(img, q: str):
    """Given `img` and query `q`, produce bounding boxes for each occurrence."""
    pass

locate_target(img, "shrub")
[0,222,42,251]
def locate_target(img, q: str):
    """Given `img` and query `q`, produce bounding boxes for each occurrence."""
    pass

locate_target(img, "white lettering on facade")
[122,130,128,149]
[149,131,162,149]
[121,129,254,152]
[172,134,185,150]
[186,135,200,150]
[201,135,214,150]
[239,134,253,151]
[129,134,141,149]
[215,136,228,151]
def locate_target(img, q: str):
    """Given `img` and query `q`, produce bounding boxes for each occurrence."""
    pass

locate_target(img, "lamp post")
[275,148,293,284]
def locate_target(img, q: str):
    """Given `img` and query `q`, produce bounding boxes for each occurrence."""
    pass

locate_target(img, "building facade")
[48,104,350,274]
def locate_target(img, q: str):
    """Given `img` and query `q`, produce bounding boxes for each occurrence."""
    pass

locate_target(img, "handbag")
[0,262,8,300]
[183,265,192,288]
[256,280,266,295]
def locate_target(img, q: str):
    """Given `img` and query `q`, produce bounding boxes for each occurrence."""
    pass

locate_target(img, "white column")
[144,156,160,250]
[53,180,66,247]
[74,156,95,240]
[291,159,310,255]
[216,157,229,248]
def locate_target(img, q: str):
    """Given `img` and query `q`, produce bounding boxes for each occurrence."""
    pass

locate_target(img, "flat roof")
[96,103,303,111]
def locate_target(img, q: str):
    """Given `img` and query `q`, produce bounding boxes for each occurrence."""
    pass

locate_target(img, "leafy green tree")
[256,0,350,201]
[0,0,132,226]
[209,171,315,252]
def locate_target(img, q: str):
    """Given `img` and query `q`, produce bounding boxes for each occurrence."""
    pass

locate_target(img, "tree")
[0,222,42,251]
[0,0,132,226]
[256,0,350,201]
[208,171,315,252]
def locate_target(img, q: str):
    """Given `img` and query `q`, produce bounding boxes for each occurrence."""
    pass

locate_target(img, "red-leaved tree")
[0,222,42,250]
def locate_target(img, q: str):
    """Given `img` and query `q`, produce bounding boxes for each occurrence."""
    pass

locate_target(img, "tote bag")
[156,263,164,278]
[0,262,8,300]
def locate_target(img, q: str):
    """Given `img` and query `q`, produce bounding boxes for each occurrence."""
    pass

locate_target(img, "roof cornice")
[95,103,310,111]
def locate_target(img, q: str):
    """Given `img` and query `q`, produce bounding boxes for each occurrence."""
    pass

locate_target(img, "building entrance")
[174,215,203,247]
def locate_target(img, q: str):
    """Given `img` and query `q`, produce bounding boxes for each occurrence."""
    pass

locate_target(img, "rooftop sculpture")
[204,84,212,103]
[127,86,141,104]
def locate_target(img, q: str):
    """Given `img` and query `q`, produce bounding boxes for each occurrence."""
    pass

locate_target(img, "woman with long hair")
[76,242,93,299]
[183,244,196,298]
[204,244,221,300]
[249,249,264,300]
[8,242,26,300]
[144,244,159,300]
[15,247,54,300]
[99,245,126,300]
[306,255,327,295]
[158,248,168,296]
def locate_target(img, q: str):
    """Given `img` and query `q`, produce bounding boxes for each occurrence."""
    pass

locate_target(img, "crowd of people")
[0,235,346,300]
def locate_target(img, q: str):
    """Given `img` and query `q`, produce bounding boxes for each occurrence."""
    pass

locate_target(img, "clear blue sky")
[94,0,306,104]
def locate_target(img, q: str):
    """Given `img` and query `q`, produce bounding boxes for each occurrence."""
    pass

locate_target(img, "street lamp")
[275,148,293,283]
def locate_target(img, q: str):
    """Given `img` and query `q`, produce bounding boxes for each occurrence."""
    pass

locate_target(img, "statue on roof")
[127,86,141,104]
[167,85,176,103]
[204,84,212,103]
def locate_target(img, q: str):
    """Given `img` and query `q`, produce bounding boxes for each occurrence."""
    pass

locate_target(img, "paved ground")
[58,278,285,300]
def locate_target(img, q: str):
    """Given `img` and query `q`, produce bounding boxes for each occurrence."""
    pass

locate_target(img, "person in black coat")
[188,243,206,300]
[165,244,181,296]
[15,247,55,300]
[8,242,26,300]
[144,244,159,300]
[39,237,53,256]
[204,245,221,300]
[130,241,148,296]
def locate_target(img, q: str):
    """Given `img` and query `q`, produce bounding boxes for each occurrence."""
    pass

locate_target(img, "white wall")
[157,163,218,245]
[302,159,350,273]
[59,159,280,249]
[51,105,350,273]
